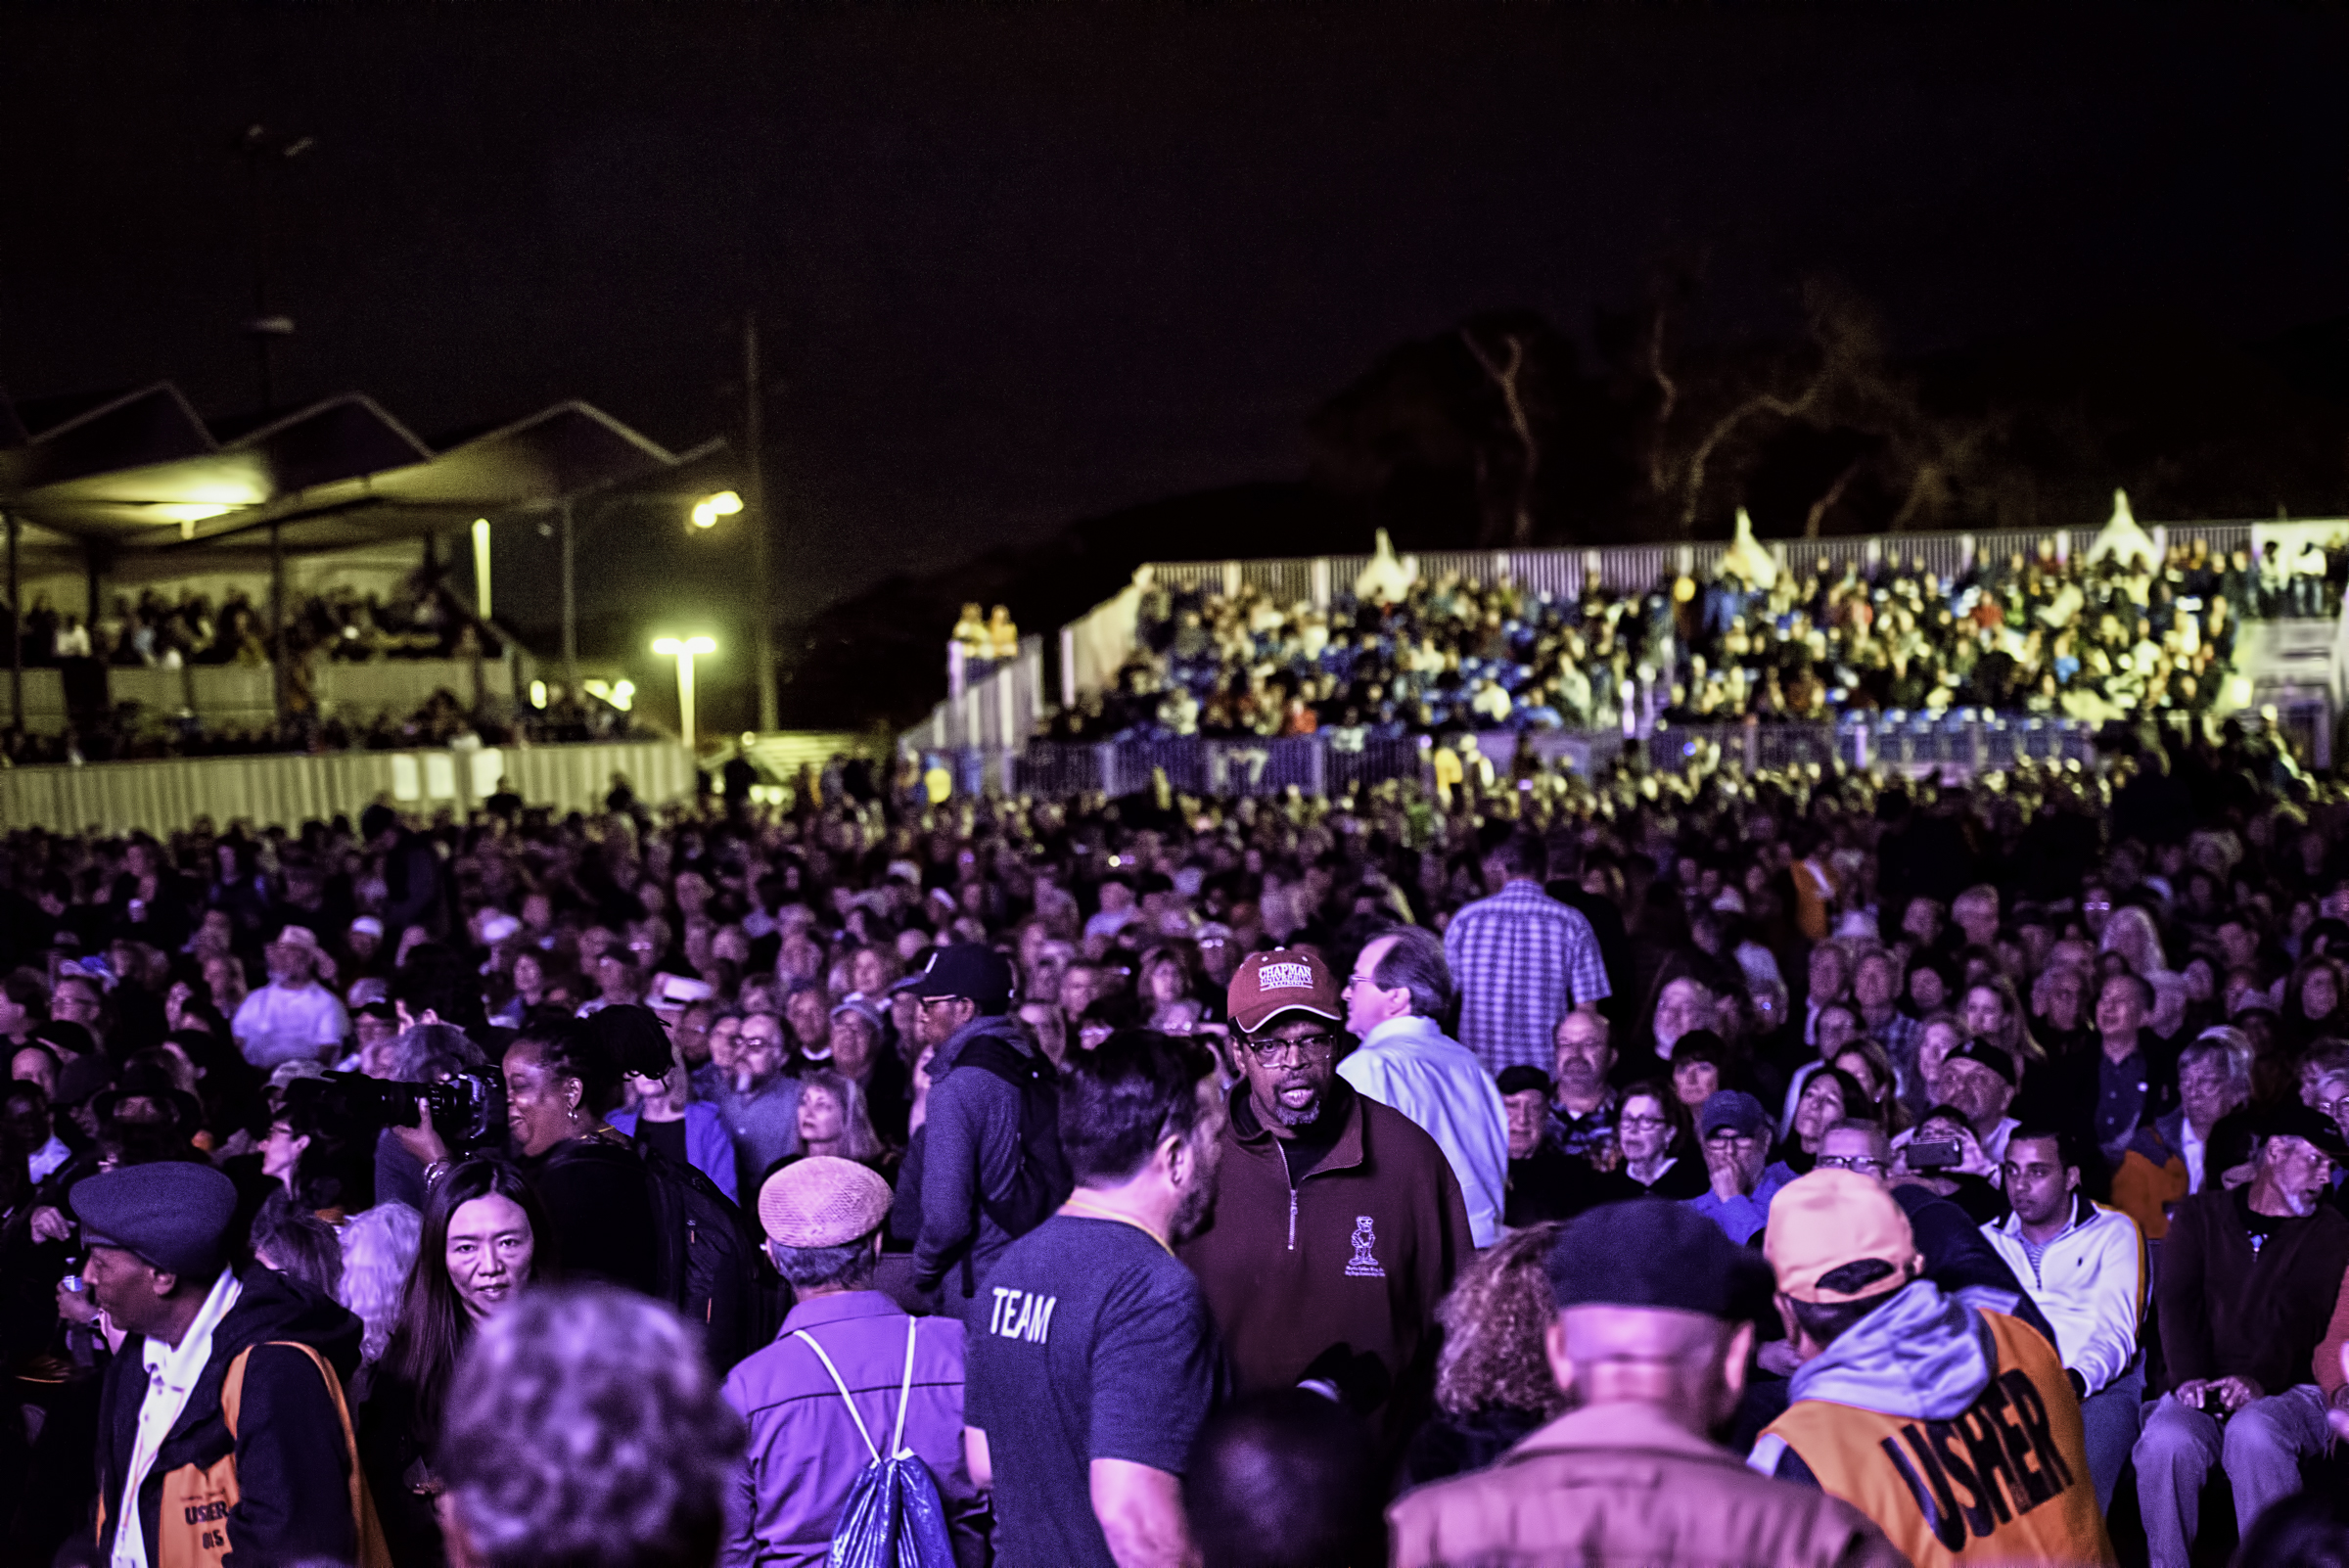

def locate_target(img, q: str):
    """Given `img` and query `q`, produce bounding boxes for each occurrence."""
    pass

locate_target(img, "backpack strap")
[790,1330,882,1465]
[889,1317,918,1460]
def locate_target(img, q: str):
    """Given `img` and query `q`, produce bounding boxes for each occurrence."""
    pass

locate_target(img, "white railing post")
[1310,558,1331,610]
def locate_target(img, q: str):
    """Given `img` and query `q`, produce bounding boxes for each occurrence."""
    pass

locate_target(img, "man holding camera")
[2131,1106,2349,1568]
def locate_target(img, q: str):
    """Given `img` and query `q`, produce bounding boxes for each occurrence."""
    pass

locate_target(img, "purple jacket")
[719,1291,987,1568]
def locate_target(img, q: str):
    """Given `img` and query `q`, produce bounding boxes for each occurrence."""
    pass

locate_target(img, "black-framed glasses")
[1242,1034,1341,1064]
[1817,1154,1887,1175]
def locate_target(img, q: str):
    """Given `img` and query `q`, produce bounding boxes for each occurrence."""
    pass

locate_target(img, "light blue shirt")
[1337,1013,1510,1247]
[1685,1160,1798,1246]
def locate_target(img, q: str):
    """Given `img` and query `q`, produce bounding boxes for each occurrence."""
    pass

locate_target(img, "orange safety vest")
[101,1340,391,1568]
[1763,1310,2114,1568]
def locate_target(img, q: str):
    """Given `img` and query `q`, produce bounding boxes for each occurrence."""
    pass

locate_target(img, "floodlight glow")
[690,491,742,530]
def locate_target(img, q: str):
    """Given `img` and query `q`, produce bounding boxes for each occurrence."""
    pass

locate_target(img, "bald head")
[1544,1304,1750,1433]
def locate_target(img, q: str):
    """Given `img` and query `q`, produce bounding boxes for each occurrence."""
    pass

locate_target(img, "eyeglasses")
[1618,1114,1671,1131]
[1816,1154,1887,1174]
[1242,1034,1341,1064]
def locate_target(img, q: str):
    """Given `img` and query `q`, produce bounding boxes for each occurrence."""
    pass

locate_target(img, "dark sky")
[7,4,2349,722]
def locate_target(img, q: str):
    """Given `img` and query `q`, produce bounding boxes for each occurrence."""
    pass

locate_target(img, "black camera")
[312,1069,506,1148]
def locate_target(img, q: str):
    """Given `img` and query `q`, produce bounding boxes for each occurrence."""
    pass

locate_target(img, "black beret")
[1545,1199,1776,1320]
[1495,1066,1554,1098]
[70,1164,239,1281]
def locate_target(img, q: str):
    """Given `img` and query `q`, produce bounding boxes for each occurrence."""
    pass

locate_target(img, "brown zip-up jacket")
[1176,1081,1473,1448]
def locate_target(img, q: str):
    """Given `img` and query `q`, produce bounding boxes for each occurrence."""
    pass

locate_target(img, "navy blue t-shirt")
[965,1213,1225,1568]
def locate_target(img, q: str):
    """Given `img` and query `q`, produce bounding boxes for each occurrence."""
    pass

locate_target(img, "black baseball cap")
[1545,1199,1775,1320]
[905,944,1015,1015]
[2260,1103,2349,1164]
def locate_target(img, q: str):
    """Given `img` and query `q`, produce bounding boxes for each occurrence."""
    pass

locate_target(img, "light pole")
[653,636,715,753]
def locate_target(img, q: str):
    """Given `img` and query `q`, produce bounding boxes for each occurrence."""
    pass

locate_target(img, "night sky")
[7,4,2349,726]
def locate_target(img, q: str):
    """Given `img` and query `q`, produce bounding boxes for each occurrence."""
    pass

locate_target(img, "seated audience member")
[1811,1119,2054,1347]
[1892,1040,2019,1169]
[1613,1079,1706,1200]
[2131,1106,2349,1568]
[1497,1067,1628,1223]
[1544,1008,1621,1163]
[1686,1090,1795,1245]
[2110,1026,2252,1238]
[1982,1128,2147,1512]
[1780,1066,1869,1175]
[1668,1029,1735,1111]
[437,1285,747,1568]
[720,1157,984,1567]
[1894,1104,2008,1224]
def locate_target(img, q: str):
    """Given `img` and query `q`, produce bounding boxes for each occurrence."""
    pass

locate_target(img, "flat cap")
[1545,1200,1775,1319]
[71,1163,239,1281]
[758,1157,893,1249]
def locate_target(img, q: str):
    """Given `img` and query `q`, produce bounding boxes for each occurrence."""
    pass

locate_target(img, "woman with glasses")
[1612,1081,1704,1199]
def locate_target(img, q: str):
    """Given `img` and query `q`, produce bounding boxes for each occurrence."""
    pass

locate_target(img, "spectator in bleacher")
[1442,832,1609,1076]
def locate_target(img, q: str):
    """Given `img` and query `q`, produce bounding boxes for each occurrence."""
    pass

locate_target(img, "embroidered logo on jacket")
[1345,1216,1386,1277]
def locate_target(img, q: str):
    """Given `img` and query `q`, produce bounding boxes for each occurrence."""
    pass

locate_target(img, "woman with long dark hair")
[359,1157,554,1568]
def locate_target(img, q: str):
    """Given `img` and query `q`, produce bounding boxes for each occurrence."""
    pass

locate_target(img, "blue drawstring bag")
[793,1319,959,1568]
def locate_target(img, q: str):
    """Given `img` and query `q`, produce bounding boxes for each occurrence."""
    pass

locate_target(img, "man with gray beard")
[2133,1106,2349,1568]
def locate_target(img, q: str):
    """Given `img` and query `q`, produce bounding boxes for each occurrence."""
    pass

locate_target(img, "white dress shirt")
[113,1268,245,1568]
[1336,1013,1510,1247]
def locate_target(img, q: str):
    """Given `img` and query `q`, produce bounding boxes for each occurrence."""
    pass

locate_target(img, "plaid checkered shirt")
[1443,881,1612,1075]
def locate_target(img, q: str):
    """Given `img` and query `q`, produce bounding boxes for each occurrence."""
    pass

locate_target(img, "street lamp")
[690,490,742,530]
[652,635,716,751]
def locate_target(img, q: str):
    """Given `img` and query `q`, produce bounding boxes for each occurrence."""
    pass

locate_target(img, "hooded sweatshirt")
[910,1012,1044,1309]
[1753,1280,2111,1568]
[95,1266,367,1568]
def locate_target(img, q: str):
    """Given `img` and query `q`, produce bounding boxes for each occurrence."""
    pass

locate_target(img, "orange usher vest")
[1763,1310,2114,1568]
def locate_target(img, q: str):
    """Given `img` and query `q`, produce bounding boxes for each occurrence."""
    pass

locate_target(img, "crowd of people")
[4,716,2349,1566]
[9,579,504,671]
[1054,533,2349,744]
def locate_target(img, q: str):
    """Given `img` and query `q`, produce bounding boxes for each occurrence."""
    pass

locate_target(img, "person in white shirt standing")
[1982,1125,2146,1513]
[230,926,349,1070]
[1338,927,1508,1247]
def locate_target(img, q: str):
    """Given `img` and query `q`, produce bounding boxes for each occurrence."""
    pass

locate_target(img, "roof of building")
[0,383,713,554]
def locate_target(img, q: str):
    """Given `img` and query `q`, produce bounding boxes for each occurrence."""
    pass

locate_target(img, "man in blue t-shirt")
[964,1031,1230,1568]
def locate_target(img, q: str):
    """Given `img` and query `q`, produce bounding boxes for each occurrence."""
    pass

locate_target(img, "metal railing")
[913,715,2168,800]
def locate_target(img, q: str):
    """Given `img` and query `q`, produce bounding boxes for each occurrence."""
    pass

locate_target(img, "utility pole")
[744,311,778,732]
[237,125,313,415]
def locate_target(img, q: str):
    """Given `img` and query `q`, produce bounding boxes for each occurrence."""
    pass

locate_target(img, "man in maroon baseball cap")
[1185,948,1474,1453]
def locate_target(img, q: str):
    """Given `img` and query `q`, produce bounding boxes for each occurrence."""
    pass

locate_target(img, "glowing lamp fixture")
[690,490,743,530]
[652,636,716,750]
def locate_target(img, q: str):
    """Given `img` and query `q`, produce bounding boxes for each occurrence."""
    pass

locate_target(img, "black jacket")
[95,1267,365,1568]
[2016,1037,2181,1192]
